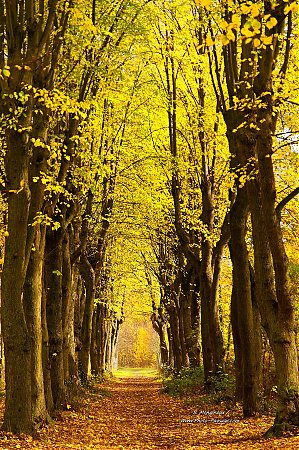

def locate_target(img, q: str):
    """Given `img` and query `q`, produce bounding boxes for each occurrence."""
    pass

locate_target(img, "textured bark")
[1,130,33,433]
[230,283,243,401]
[41,279,54,414]
[98,304,107,377]
[78,255,96,381]
[62,228,78,387]
[90,308,100,377]
[182,271,201,367]
[200,160,224,378]
[167,326,174,368]
[151,305,169,366]
[230,187,260,416]
[168,304,183,372]
[22,114,50,425]
[179,299,189,367]
[45,228,66,409]
[23,226,48,425]
[190,281,201,365]
[200,291,213,382]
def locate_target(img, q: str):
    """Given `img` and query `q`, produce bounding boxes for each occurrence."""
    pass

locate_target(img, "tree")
[207,0,299,431]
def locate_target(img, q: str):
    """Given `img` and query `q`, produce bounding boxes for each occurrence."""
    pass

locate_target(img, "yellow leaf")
[266,17,278,29]
[250,4,260,17]
[195,0,211,7]
[220,19,229,29]
[240,4,251,14]
[226,29,235,41]
[2,68,10,77]
[206,35,214,46]
[241,26,254,38]
[219,34,230,45]
[253,38,261,47]
[231,14,241,28]
[251,18,262,31]
[284,2,298,14]
[261,35,273,45]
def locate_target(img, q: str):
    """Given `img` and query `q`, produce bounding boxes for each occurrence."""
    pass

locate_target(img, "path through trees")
[1,373,299,449]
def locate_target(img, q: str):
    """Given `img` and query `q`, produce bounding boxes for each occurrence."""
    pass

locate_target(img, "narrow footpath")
[1,376,299,449]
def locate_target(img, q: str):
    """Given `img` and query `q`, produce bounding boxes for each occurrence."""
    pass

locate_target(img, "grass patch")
[114,367,158,378]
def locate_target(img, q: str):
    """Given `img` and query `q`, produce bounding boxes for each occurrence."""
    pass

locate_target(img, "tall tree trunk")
[168,304,182,372]
[151,305,169,366]
[41,277,54,414]
[230,281,243,401]
[62,228,78,388]
[182,271,201,367]
[23,226,49,425]
[191,276,201,365]
[200,293,214,382]
[1,134,32,433]
[200,150,224,377]
[45,228,66,409]
[79,255,96,381]
[230,186,260,416]
[179,298,189,367]
[255,76,299,431]
[167,326,174,368]
[90,307,99,377]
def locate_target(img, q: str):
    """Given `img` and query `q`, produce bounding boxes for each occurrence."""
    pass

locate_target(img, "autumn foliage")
[0,0,298,446]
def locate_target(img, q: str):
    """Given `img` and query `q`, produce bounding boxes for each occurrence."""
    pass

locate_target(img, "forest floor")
[1,370,299,449]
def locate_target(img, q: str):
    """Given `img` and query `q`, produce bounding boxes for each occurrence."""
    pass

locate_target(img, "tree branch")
[276,186,299,220]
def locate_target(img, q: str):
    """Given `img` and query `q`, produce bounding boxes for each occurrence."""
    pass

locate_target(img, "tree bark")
[23,226,49,425]
[229,186,260,416]
[1,132,33,433]
[45,228,66,409]
[78,255,96,381]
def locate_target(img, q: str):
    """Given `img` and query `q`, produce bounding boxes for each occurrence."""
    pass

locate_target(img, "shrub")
[162,366,204,397]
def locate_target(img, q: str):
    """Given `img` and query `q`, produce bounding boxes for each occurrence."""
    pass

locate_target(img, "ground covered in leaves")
[1,372,299,449]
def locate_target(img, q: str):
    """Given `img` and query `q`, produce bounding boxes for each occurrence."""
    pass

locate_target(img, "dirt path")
[1,377,299,449]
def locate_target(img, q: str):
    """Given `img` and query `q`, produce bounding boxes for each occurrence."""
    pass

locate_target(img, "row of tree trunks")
[159,22,226,380]
[217,1,299,429]
[90,301,123,377]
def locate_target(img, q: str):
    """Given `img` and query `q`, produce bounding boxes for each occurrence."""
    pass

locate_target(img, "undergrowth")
[162,366,205,397]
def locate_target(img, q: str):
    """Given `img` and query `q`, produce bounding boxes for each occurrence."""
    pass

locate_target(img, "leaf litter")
[1,377,299,449]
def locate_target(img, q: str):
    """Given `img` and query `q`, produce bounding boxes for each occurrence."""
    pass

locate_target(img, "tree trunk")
[168,304,182,372]
[90,306,99,377]
[179,298,189,367]
[230,281,243,401]
[151,306,169,366]
[200,171,224,377]
[41,277,54,414]
[167,326,174,368]
[1,133,33,433]
[62,228,78,388]
[79,255,96,381]
[182,271,200,367]
[45,228,66,409]
[23,226,48,425]
[230,186,260,416]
